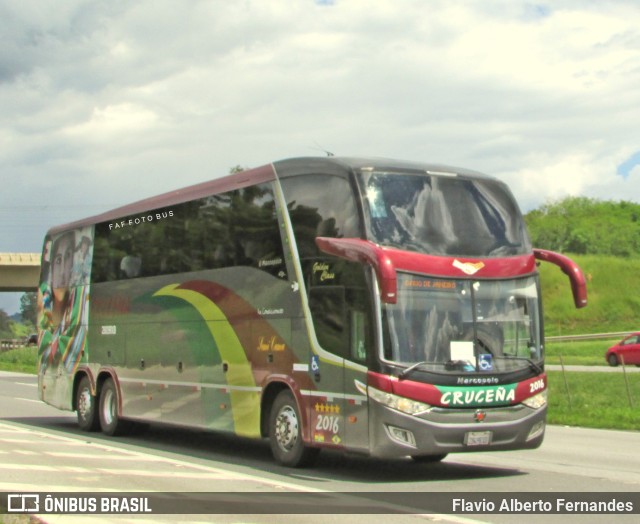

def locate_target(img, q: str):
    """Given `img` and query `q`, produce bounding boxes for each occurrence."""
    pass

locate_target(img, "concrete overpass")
[0,253,41,292]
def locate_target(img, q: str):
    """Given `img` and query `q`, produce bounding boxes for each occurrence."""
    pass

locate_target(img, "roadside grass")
[547,371,640,431]
[0,347,37,374]
[545,339,613,366]
[544,338,640,430]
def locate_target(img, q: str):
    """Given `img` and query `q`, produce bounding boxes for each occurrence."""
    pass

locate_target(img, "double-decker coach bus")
[37,157,587,467]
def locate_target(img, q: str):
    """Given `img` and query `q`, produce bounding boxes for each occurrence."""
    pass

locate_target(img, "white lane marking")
[44,452,174,461]
[15,397,42,403]
[0,420,323,493]
[0,427,33,434]
[0,463,59,471]
[0,420,488,524]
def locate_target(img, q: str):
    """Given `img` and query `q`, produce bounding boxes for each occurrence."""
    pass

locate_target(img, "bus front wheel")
[268,389,319,468]
[76,376,100,432]
[99,378,130,436]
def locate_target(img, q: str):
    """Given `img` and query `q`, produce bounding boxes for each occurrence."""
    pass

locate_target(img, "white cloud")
[0,0,639,274]
[63,103,159,140]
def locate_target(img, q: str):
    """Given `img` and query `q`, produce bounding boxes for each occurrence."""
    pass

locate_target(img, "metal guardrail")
[546,332,631,342]
[0,252,40,265]
[0,339,27,351]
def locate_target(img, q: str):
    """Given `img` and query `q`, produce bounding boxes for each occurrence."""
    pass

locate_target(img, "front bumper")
[369,401,546,459]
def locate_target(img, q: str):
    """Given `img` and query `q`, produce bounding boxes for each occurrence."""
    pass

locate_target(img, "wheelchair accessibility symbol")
[311,355,320,376]
[479,354,493,371]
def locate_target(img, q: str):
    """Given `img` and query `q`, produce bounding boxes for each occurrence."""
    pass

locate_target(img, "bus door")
[278,171,371,451]
[306,259,372,453]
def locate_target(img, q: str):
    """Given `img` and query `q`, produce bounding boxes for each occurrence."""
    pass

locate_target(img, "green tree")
[20,292,37,326]
[229,165,247,174]
[525,197,640,256]
[0,309,11,338]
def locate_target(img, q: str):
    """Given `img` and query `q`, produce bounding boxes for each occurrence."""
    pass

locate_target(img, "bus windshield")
[358,170,531,257]
[382,273,542,375]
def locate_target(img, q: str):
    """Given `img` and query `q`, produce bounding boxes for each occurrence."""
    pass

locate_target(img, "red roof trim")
[384,246,536,278]
[48,163,276,235]
[316,237,537,286]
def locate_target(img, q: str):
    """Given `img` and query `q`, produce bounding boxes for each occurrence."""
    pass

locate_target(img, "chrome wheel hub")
[274,406,299,452]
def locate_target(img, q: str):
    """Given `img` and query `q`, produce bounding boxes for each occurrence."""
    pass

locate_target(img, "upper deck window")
[357,171,531,257]
[91,183,286,283]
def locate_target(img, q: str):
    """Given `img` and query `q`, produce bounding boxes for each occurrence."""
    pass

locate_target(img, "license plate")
[464,431,492,446]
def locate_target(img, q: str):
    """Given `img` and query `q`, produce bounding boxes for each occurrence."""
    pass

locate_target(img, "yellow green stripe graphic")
[154,283,260,437]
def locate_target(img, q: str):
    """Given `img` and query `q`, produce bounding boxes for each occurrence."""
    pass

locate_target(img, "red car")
[605,333,640,366]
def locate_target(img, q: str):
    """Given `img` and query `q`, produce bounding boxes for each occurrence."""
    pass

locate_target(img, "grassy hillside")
[539,254,640,336]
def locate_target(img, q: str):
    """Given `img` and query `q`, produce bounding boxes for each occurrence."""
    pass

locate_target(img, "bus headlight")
[368,386,433,415]
[521,390,547,409]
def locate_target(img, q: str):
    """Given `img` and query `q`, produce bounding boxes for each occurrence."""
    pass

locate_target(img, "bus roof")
[273,156,493,180]
[46,156,494,236]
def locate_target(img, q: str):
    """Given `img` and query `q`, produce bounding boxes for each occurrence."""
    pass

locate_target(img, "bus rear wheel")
[76,376,100,431]
[99,378,130,436]
[269,389,319,468]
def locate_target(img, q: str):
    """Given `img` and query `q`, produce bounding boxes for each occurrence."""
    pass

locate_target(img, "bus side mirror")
[315,237,398,304]
[533,248,588,309]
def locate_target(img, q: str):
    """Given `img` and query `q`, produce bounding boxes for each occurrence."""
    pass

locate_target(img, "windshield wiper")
[497,355,543,374]
[398,361,430,380]
[399,356,543,379]
[399,359,480,378]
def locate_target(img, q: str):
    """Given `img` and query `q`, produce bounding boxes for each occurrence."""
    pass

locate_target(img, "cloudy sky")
[2,0,640,314]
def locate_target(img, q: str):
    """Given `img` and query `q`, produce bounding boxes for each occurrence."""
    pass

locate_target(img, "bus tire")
[99,378,130,436]
[268,389,319,468]
[76,376,100,432]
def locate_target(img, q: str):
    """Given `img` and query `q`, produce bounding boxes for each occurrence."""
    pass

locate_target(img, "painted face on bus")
[51,233,74,291]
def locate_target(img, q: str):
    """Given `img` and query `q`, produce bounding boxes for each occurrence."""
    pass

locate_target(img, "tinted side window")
[280,174,362,258]
[92,183,286,282]
[280,174,370,362]
[307,259,372,363]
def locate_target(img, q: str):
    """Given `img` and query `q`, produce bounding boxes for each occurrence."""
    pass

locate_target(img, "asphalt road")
[1,371,639,524]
